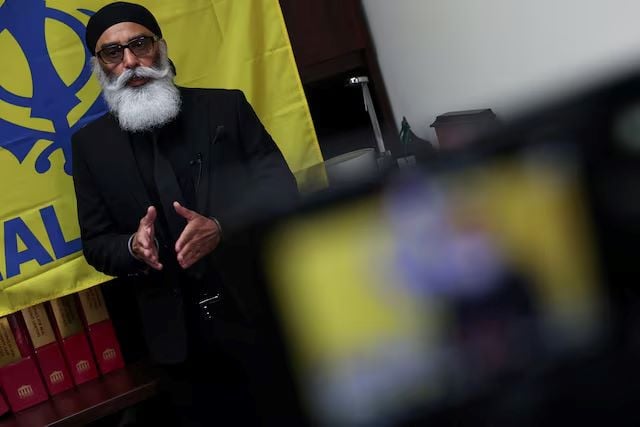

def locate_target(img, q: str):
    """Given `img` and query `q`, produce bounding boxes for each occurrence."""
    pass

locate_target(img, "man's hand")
[132,206,163,270]
[173,201,221,269]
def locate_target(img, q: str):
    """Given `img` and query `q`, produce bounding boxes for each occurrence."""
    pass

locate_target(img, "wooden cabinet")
[279,0,399,159]
[279,0,368,73]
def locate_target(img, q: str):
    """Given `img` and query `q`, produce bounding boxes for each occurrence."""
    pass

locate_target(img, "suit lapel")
[181,90,222,216]
[103,114,151,213]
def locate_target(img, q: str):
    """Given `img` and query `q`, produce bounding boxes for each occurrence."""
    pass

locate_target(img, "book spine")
[0,315,48,412]
[0,390,10,416]
[48,296,99,385]
[21,304,74,395]
[76,286,125,374]
[7,314,32,357]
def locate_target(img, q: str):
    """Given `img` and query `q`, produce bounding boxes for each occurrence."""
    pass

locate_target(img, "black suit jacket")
[72,88,298,363]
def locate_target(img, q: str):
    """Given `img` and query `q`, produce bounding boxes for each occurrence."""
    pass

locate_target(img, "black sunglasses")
[96,35,159,64]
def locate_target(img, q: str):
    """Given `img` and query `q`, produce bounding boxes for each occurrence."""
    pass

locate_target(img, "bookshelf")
[0,363,159,427]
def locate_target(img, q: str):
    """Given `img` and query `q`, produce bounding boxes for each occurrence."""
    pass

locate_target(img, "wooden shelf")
[0,363,161,427]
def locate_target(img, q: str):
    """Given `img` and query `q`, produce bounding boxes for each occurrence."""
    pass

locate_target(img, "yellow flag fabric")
[0,0,323,316]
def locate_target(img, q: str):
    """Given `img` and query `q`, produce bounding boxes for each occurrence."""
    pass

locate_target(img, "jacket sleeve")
[214,91,299,236]
[72,134,144,276]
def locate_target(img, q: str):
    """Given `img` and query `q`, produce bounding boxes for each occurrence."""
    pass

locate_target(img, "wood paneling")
[279,0,367,68]
[280,0,399,155]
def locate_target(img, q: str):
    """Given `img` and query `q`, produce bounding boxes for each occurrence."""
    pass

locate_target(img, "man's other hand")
[173,201,221,269]
[132,206,163,270]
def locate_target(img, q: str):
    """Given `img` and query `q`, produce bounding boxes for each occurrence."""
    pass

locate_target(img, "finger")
[141,247,157,261]
[175,223,196,253]
[147,259,163,271]
[147,206,157,222]
[146,237,161,260]
[178,253,196,269]
[177,242,200,269]
[137,208,157,249]
[181,240,211,269]
[146,256,162,269]
[173,201,196,221]
[136,229,153,250]
[133,238,153,264]
[140,242,162,269]
[176,241,190,266]
[140,206,157,226]
[147,222,156,242]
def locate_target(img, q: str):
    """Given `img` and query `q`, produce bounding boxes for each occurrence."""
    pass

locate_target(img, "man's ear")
[158,39,176,75]
[89,56,103,76]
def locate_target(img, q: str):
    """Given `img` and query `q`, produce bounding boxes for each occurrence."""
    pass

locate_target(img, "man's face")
[91,21,179,132]
[95,22,159,87]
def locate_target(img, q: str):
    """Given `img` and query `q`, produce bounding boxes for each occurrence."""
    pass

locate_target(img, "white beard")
[93,46,181,133]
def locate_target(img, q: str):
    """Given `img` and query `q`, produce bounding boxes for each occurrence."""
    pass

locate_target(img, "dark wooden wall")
[279,0,399,159]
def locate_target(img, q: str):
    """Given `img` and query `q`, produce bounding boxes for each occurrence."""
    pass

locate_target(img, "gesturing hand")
[132,206,163,270]
[173,201,221,269]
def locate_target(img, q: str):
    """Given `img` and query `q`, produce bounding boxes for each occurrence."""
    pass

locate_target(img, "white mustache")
[103,64,171,91]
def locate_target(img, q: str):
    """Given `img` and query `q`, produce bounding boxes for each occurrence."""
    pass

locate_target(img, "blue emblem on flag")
[0,0,107,175]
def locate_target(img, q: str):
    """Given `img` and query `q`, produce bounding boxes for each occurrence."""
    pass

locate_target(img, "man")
[72,2,299,424]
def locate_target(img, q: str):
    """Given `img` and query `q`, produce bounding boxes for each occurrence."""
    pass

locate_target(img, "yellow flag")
[0,0,323,316]
[148,0,325,190]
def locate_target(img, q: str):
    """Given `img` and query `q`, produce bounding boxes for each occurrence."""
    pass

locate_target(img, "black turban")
[85,2,162,55]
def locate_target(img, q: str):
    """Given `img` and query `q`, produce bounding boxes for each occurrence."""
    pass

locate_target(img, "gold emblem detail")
[17,385,34,399]
[49,370,64,384]
[102,348,116,361]
[76,360,90,373]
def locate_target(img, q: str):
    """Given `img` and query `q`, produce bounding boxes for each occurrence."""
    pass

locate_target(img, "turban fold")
[85,2,162,54]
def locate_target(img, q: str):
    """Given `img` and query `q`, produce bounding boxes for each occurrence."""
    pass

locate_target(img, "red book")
[76,287,124,374]
[0,391,9,416]
[48,296,99,385]
[21,304,74,395]
[0,315,48,412]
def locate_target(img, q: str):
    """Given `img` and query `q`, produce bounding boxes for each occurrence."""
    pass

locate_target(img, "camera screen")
[265,149,605,426]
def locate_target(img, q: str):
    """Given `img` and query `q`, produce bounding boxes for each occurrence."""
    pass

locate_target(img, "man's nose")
[121,47,139,69]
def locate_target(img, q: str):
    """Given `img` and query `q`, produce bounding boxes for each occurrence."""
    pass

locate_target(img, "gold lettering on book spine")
[78,287,109,325]
[17,385,34,399]
[21,304,55,348]
[0,318,21,367]
[49,370,64,384]
[50,297,82,338]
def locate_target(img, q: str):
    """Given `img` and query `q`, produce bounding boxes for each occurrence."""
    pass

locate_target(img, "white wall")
[362,0,640,142]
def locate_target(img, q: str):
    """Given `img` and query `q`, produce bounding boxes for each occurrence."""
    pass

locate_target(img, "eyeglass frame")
[95,35,160,64]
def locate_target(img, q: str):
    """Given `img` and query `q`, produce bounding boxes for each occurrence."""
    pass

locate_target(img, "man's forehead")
[85,2,162,54]
[96,22,155,47]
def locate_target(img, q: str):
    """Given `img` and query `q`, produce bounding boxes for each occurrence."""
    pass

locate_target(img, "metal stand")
[348,76,392,168]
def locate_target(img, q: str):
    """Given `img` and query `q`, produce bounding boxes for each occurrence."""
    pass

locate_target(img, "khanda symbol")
[0,0,106,175]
